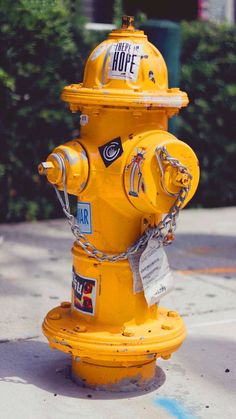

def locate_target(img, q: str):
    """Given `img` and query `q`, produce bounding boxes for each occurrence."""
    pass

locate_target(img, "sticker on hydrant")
[108,42,142,81]
[125,148,146,197]
[72,269,97,315]
[128,240,173,306]
[77,202,92,234]
[98,137,123,167]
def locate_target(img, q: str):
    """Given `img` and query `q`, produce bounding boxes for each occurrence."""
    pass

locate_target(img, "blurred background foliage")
[178,21,236,208]
[0,0,235,222]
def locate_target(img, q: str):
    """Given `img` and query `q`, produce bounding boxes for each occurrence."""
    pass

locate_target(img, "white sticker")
[128,247,144,294]
[80,114,89,126]
[91,43,107,61]
[139,240,174,306]
[108,42,142,81]
[77,202,92,234]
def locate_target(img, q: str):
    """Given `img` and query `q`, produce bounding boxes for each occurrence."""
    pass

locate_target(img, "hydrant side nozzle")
[38,158,62,186]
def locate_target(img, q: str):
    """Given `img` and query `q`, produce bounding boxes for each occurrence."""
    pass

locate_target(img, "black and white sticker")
[108,42,142,81]
[98,137,123,167]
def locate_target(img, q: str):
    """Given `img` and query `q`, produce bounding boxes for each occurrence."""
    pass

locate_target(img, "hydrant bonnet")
[62,18,188,110]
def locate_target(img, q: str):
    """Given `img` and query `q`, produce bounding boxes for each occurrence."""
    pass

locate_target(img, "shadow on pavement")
[0,335,235,399]
[178,335,236,394]
[0,339,166,400]
[166,233,236,276]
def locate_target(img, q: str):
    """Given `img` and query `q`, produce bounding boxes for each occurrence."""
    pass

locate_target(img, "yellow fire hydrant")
[39,16,199,391]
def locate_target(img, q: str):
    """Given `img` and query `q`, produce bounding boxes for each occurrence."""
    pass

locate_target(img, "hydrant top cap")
[61,17,188,110]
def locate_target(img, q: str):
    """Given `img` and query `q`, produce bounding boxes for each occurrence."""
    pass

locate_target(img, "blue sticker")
[77,202,92,234]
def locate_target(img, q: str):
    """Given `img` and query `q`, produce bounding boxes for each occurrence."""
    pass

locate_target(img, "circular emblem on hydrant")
[103,142,120,161]
[98,137,123,167]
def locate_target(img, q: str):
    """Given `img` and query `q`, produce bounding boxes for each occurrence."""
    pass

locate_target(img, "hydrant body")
[40,18,199,391]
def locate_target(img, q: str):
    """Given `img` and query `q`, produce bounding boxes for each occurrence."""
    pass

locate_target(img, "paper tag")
[134,240,173,306]
[128,247,144,294]
[108,42,142,81]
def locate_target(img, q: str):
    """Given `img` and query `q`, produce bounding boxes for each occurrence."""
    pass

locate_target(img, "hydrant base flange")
[71,357,157,392]
[43,303,186,390]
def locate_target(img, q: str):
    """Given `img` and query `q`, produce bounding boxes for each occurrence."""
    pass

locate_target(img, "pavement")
[0,207,236,419]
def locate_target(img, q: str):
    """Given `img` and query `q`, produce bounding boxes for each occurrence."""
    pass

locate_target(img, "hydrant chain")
[53,147,191,262]
[156,146,192,198]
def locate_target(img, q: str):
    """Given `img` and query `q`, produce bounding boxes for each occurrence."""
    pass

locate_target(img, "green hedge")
[0,0,90,221]
[1,10,236,222]
[178,21,236,207]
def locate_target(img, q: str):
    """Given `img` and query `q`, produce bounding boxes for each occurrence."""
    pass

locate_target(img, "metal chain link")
[52,146,192,262]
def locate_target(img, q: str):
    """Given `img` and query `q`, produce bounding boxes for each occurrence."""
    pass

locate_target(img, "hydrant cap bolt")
[122,15,135,30]
[38,161,54,175]
[38,158,62,185]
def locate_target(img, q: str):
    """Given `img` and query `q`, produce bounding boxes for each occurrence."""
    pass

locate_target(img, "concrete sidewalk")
[0,207,236,419]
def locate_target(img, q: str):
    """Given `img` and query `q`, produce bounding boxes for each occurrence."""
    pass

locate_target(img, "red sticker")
[72,269,97,315]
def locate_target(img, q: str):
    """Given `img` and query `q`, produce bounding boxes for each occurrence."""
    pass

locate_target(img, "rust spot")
[122,330,134,337]
[167,311,179,318]
[161,324,173,330]
[74,325,87,332]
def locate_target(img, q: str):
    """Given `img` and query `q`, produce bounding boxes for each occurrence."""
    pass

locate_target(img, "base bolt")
[167,311,179,317]
[61,301,71,308]
[161,354,171,360]
[161,324,173,330]
[49,313,61,320]
[122,330,134,337]
[74,325,87,332]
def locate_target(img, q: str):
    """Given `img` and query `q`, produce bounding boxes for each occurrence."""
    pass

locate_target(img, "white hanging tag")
[139,239,174,306]
[128,247,144,294]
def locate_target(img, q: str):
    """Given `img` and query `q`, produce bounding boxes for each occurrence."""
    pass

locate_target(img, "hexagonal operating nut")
[174,170,191,187]
[38,161,54,175]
